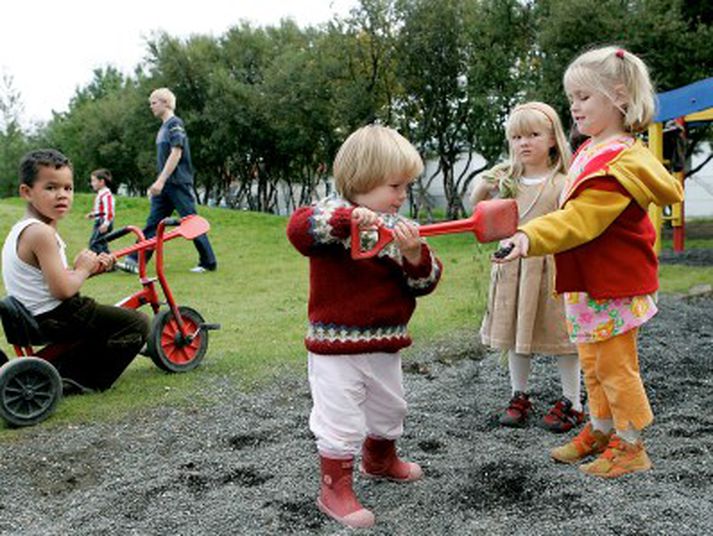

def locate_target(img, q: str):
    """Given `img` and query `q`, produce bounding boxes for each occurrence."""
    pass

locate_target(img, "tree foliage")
[3,0,711,216]
[0,73,28,196]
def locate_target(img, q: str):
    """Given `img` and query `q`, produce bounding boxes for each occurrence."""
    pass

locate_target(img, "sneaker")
[542,398,585,433]
[499,391,532,427]
[550,423,612,464]
[579,435,652,478]
[189,264,216,273]
[117,260,139,274]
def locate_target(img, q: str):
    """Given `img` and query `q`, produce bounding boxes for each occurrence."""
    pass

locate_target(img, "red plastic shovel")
[351,198,519,259]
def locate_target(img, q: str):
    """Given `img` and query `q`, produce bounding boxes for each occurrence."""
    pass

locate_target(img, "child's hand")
[470,177,500,206]
[492,232,529,263]
[73,249,100,275]
[393,221,422,264]
[85,212,93,219]
[352,207,381,229]
[95,253,115,274]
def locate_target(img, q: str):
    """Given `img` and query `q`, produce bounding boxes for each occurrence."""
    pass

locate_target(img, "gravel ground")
[659,247,713,266]
[0,294,711,536]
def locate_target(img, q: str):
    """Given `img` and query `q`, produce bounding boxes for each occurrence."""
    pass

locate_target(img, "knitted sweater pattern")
[287,195,442,354]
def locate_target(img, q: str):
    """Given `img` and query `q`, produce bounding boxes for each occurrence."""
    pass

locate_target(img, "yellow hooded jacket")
[520,139,683,298]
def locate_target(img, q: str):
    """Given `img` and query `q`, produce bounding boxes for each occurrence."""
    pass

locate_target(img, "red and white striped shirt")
[92,186,115,226]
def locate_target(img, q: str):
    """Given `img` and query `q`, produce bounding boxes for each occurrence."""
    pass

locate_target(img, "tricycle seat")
[0,296,48,347]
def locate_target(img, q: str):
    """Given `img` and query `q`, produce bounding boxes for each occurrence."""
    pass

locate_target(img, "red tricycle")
[0,215,220,427]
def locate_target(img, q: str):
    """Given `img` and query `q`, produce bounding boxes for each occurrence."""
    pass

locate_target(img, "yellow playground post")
[648,77,713,254]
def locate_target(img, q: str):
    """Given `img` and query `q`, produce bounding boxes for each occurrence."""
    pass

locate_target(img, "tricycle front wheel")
[147,306,208,373]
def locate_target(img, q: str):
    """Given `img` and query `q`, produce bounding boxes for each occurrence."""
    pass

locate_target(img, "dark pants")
[128,182,217,268]
[88,220,113,254]
[35,295,150,391]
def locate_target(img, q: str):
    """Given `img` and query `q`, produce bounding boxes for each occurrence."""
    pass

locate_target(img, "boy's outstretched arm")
[23,224,98,300]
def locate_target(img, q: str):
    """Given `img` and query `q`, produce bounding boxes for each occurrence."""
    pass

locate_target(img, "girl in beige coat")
[471,102,582,432]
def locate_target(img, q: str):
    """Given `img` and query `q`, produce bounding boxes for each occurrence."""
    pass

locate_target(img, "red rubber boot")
[360,436,423,482]
[317,455,375,528]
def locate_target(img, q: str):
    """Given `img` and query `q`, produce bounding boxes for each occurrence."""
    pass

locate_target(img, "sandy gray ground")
[0,293,711,536]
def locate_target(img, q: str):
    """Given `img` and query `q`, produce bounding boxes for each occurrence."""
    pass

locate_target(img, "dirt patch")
[0,295,711,535]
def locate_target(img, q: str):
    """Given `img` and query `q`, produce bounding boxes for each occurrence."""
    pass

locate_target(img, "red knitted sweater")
[286,196,442,355]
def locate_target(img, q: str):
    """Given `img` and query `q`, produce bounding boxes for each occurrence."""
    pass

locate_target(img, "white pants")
[308,351,407,458]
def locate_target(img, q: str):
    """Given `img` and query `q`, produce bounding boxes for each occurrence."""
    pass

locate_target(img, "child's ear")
[19,184,32,200]
[613,84,629,109]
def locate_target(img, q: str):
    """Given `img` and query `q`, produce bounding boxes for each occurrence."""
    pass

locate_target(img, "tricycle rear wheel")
[147,306,208,373]
[0,357,62,427]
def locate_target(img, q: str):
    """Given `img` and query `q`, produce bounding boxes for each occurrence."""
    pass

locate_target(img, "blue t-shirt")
[156,115,194,185]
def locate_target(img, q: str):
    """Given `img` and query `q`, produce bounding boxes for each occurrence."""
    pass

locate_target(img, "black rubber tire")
[146,306,208,373]
[0,357,62,427]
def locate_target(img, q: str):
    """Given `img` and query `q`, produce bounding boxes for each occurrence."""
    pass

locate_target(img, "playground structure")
[0,215,220,427]
[648,76,713,252]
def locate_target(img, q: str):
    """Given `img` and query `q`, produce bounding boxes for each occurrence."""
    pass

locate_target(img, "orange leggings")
[577,328,653,431]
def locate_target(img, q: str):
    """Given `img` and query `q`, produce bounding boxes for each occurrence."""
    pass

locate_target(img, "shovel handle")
[350,219,395,260]
[417,217,481,238]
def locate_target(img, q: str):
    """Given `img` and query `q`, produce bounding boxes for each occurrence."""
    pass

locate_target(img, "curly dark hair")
[19,149,73,186]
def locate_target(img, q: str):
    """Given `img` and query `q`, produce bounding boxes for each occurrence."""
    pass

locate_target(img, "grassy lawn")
[660,224,713,292]
[1,194,711,435]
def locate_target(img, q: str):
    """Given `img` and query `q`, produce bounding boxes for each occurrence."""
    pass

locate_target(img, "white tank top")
[2,218,67,315]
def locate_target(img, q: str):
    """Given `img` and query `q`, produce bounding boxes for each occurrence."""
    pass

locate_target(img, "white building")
[684,143,713,218]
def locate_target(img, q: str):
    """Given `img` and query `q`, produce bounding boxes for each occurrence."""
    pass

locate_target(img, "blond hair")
[564,46,655,132]
[149,87,176,110]
[505,102,571,179]
[333,125,423,201]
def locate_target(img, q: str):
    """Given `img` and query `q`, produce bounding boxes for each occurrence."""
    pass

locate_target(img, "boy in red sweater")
[287,125,442,528]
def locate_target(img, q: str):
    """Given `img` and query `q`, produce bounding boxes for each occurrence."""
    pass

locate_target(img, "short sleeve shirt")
[156,115,194,184]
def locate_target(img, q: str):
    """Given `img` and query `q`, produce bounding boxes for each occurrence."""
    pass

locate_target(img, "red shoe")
[499,391,531,427]
[542,398,585,433]
[360,436,423,482]
[317,455,375,528]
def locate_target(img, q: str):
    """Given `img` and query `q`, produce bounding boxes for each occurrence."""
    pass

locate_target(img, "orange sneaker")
[579,435,652,478]
[550,423,612,464]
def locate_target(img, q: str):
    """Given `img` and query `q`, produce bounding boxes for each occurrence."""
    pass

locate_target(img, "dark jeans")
[35,295,150,391]
[88,220,113,254]
[128,182,217,268]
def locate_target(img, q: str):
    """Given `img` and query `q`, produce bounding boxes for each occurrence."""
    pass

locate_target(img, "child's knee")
[110,310,150,349]
[134,311,151,340]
